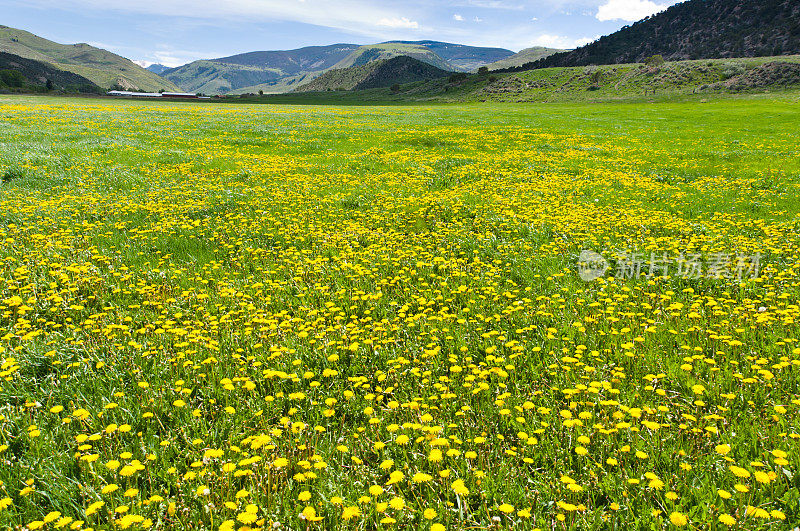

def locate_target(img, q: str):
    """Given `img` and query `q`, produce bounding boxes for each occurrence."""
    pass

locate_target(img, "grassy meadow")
[233,55,800,104]
[0,94,799,530]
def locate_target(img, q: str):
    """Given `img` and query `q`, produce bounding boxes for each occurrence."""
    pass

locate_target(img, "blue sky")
[2,0,681,67]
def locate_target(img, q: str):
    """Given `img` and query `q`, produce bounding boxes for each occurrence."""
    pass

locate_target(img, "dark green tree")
[0,69,25,88]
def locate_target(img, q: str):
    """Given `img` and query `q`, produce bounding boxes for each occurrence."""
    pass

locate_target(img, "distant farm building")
[108,91,162,97]
[108,91,203,99]
[162,92,201,98]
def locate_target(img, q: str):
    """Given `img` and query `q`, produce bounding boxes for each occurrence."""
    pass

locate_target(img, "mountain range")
[162,41,517,94]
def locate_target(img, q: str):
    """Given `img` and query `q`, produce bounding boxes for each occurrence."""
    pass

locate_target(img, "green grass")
[0,94,799,530]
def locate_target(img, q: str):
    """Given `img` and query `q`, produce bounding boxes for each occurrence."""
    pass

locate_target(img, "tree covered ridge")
[504,0,800,72]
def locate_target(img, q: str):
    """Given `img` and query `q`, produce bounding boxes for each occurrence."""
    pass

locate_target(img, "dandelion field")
[0,94,799,530]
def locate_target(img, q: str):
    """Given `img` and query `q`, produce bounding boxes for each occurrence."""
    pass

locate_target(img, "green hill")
[162,60,285,94]
[163,44,359,94]
[237,55,800,104]
[0,51,100,92]
[0,26,179,91]
[513,0,800,71]
[366,41,514,71]
[331,43,454,72]
[293,55,452,92]
[486,47,564,70]
[213,44,360,70]
[228,71,326,95]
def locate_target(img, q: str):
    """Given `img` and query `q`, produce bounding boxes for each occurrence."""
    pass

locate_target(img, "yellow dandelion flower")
[669,512,687,526]
[342,506,361,520]
[451,479,469,496]
[389,497,405,510]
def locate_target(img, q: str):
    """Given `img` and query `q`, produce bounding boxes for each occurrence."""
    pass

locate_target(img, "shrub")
[721,63,745,80]
[0,69,25,88]
[644,55,665,66]
[477,66,489,76]
[448,72,468,84]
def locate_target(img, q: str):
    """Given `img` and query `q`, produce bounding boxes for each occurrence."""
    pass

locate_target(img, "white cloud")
[21,0,425,39]
[596,0,668,21]
[453,14,464,21]
[148,46,232,66]
[530,33,599,49]
[84,39,200,66]
[473,16,483,22]
[455,0,524,9]
[376,16,419,29]
[151,53,188,67]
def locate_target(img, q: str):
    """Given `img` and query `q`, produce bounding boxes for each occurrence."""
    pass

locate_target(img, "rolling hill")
[293,55,452,92]
[213,44,360,71]
[346,41,514,71]
[162,60,284,95]
[0,26,179,91]
[0,51,100,92]
[227,71,326,95]
[485,47,564,70]
[164,41,514,94]
[162,44,360,94]
[511,0,800,71]
[237,55,800,104]
[330,43,453,72]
